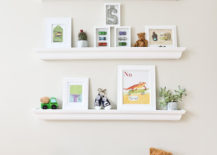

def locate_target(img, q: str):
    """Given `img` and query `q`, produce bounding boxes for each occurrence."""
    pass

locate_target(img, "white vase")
[167,102,178,110]
[77,40,88,48]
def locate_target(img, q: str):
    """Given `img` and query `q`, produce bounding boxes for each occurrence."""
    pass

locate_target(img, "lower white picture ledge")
[33,108,186,121]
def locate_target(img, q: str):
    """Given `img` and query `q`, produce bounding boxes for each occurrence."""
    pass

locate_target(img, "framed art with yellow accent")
[117,65,156,111]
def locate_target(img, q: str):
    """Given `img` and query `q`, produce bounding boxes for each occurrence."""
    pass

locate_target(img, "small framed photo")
[45,17,71,48]
[145,25,177,47]
[63,78,89,110]
[105,3,121,27]
[115,26,131,47]
[117,65,156,111]
[94,27,111,47]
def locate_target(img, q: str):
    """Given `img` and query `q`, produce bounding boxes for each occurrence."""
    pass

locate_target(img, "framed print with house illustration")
[105,3,120,26]
[145,25,177,47]
[117,65,156,111]
[45,17,71,48]
[63,78,89,110]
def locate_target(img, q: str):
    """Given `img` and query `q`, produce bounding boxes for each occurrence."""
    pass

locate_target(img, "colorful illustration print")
[69,85,82,103]
[53,25,63,42]
[149,29,172,46]
[123,71,150,104]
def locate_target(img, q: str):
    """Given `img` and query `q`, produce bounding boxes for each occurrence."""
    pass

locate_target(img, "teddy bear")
[133,32,148,47]
[40,97,50,104]
[150,148,172,155]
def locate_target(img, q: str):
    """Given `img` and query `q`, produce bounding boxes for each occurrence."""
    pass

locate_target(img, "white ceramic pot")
[167,102,178,110]
[77,40,88,48]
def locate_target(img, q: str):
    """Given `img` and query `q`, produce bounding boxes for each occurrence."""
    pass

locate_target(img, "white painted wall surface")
[0,0,217,154]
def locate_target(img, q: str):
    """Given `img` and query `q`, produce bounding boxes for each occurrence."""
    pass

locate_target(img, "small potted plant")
[78,29,88,48]
[159,86,187,110]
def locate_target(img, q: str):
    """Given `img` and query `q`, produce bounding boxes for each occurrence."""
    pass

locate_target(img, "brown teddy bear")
[150,148,172,155]
[133,32,148,47]
[40,97,50,104]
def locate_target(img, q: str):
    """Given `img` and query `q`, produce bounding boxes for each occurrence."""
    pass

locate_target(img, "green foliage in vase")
[78,29,87,40]
[159,86,187,106]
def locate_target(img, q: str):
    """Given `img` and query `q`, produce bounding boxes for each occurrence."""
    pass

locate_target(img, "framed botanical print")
[117,65,156,111]
[45,17,71,48]
[63,78,89,110]
[145,25,177,47]
[105,3,121,27]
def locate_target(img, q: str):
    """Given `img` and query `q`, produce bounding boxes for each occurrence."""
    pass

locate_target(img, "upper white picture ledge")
[33,108,186,121]
[35,47,186,60]
[37,0,178,2]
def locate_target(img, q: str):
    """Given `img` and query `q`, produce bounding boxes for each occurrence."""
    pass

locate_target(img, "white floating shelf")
[33,108,186,121]
[34,47,186,60]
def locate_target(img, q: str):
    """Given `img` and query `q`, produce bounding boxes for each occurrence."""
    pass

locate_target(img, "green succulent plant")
[159,86,187,107]
[78,29,87,40]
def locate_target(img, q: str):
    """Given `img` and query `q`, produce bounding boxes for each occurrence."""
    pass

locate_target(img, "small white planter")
[167,102,178,110]
[78,40,88,48]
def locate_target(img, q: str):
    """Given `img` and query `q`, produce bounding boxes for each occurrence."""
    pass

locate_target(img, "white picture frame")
[145,25,177,47]
[94,26,111,48]
[117,65,156,111]
[114,26,131,47]
[45,17,71,48]
[105,3,121,27]
[63,78,89,110]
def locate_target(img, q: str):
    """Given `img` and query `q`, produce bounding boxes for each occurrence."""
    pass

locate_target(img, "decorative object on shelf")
[117,65,156,111]
[40,97,59,109]
[115,26,131,47]
[150,148,172,155]
[94,88,111,110]
[105,3,120,26]
[145,25,177,47]
[63,78,89,110]
[94,27,111,47]
[133,32,148,47]
[77,29,88,48]
[159,86,187,110]
[45,17,71,48]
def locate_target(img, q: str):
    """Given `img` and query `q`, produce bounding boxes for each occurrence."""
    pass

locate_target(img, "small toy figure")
[94,94,102,110]
[102,96,111,110]
[133,32,148,47]
[94,88,111,110]
[40,97,58,110]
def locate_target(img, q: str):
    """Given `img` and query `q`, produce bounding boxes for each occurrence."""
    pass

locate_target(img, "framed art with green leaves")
[45,17,71,48]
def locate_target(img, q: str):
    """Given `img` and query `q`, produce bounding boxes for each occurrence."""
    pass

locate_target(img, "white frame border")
[105,3,121,27]
[117,65,156,111]
[114,26,131,47]
[145,25,177,47]
[63,78,89,111]
[45,17,71,48]
[94,26,111,48]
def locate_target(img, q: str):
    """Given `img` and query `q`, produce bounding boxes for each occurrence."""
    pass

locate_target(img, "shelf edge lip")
[34,47,187,53]
[33,108,186,114]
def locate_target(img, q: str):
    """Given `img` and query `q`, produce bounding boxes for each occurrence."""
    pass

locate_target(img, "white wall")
[0,0,217,154]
